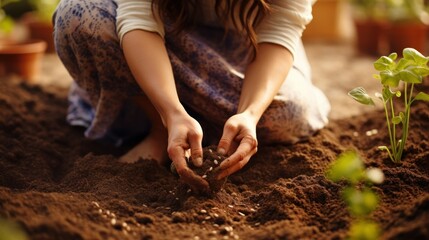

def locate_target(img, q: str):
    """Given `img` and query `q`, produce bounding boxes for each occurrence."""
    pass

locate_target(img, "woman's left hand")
[216,112,258,179]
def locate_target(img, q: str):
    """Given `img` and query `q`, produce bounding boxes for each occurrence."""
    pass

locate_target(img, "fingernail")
[218,148,226,155]
[195,157,203,167]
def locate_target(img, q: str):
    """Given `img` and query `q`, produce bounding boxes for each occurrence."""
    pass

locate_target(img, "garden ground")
[0,42,428,239]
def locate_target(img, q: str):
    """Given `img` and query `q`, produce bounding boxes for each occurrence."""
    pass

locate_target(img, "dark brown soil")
[0,77,428,240]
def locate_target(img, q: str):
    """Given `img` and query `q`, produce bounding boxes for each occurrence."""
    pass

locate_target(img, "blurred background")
[0,0,428,118]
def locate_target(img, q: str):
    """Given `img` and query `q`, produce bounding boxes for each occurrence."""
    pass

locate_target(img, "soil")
[1,72,429,239]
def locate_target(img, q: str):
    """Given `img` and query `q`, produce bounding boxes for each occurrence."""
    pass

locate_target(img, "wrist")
[161,104,188,127]
[237,109,260,126]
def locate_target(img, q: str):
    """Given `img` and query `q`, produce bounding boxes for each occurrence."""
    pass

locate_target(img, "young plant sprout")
[326,151,384,240]
[348,48,429,163]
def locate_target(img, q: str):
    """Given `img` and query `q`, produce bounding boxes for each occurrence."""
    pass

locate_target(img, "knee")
[257,97,329,145]
[53,0,118,44]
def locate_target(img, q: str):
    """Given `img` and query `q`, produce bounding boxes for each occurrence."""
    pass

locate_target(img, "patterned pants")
[53,0,330,146]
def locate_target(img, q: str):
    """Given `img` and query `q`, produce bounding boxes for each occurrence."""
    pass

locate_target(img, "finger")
[227,140,239,156]
[168,145,209,193]
[220,135,257,170]
[217,123,238,155]
[188,130,203,167]
[179,168,210,193]
[217,155,252,180]
[168,145,188,175]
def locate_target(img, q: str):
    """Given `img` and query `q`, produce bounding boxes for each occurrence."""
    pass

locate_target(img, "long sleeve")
[256,0,314,58]
[115,0,165,46]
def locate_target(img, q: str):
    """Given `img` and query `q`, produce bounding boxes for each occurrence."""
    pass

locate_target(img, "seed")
[214,160,219,165]
[122,222,128,227]
[187,189,192,193]
[205,216,212,220]
[254,222,260,226]
[202,175,207,179]
[92,201,100,208]
[213,213,219,218]
[209,167,213,171]
[228,205,234,208]
[250,208,256,212]
[111,218,117,225]
[98,209,103,214]
[106,210,111,215]
[238,212,246,216]
[200,209,207,214]
[209,149,213,153]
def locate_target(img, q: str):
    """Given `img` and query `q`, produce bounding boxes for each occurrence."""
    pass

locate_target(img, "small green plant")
[348,48,429,163]
[326,151,385,240]
[0,0,18,34]
[0,218,28,240]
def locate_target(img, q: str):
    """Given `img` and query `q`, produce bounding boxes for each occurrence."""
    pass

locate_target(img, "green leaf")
[0,219,28,240]
[348,87,375,106]
[0,15,14,34]
[343,188,379,217]
[378,146,390,153]
[414,92,429,102]
[326,151,365,184]
[374,56,394,71]
[382,87,395,102]
[392,115,402,124]
[395,58,409,71]
[399,70,422,84]
[372,74,381,80]
[380,71,400,87]
[409,66,429,77]
[395,91,401,97]
[388,52,398,61]
[403,48,429,65]
[349,220,380,240]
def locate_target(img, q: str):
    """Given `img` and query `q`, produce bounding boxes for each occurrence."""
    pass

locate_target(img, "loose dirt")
[0,76,428,240]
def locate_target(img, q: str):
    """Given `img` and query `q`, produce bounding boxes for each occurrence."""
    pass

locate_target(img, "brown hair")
[152,0,271,57]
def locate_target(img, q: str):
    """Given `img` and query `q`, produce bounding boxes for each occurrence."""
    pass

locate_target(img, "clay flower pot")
[388,22,428,56]
[0,39,47,82]
[354,19,389,56]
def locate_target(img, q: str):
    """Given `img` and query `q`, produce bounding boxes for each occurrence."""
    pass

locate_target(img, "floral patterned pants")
[53,0,330,146]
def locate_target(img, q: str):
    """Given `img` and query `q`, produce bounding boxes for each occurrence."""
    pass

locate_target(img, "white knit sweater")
[115,0,314,58]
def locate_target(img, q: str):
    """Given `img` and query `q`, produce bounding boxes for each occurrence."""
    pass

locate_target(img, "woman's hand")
[216,112,258,179]
[166,113,209,192]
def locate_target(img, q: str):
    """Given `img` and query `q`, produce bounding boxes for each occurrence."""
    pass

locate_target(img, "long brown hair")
[152,0,271,56]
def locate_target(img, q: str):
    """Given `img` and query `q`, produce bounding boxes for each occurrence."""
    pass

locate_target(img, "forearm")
[122,30,186,125]
[238,43,294,122]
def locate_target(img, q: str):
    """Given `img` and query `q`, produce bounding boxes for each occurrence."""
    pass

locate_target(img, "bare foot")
[119,130,168,165]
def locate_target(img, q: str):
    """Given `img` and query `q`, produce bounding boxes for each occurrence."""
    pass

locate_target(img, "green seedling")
[0,218,28,240]
[0,0,18,34]
[349,48,429,163]
[326,151,384,240]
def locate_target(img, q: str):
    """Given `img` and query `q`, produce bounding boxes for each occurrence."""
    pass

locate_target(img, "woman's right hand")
[165,112,209,192]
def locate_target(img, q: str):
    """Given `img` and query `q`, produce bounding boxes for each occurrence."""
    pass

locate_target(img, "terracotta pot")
[0,40,47,82]
[354,19,389,56]
[26,21,55,53]
[388,22,428,56]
